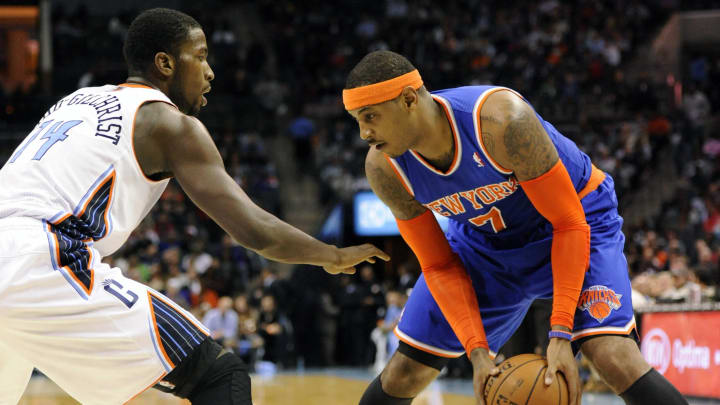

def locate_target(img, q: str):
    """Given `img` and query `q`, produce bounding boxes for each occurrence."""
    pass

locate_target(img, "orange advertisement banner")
[641,311,720,399]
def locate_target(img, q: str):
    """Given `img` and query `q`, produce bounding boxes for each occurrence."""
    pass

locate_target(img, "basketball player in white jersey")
[0,8,388,405]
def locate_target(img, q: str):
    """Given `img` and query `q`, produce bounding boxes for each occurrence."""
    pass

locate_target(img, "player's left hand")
[322,244,390,275]
[545,337,581,405]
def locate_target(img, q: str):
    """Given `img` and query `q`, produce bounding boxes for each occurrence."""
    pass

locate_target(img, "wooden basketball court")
[18,372,474,405]
[18,371,719,405]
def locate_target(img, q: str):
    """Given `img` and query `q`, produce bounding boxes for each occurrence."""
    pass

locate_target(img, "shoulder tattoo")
[502,104,558,179]
[366,159,426,220]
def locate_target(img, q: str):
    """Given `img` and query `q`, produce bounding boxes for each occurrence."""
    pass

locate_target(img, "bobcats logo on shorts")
[577,285,622,323]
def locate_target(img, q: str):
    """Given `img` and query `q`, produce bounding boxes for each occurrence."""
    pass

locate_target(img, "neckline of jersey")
[409,94,463,176]
[118,82,155,89]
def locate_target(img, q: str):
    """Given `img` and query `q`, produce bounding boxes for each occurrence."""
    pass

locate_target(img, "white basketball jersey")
[0,84,174,256]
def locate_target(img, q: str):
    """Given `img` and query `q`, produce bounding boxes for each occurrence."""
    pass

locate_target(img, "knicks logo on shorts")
[577,285,622,323]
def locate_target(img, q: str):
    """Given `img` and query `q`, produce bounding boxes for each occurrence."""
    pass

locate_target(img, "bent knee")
[380,351,440,397]
[189,352,252,405]
[581,336,650,392]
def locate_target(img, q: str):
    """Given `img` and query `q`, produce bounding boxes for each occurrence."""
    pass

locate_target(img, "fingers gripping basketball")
[484,354,569,405]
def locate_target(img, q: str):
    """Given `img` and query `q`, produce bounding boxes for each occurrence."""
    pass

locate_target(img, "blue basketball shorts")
[395,176,636,358]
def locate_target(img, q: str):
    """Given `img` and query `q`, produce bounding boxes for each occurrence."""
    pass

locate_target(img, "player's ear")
[154,52,175,78]
[400,86,418,111]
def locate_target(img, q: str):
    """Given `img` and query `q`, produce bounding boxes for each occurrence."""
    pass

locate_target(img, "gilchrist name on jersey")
[42,92,123,145]
[0,84,174,258]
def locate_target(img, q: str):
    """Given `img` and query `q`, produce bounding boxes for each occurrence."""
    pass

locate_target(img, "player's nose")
[205,65,215,82]
[358,125,373,141]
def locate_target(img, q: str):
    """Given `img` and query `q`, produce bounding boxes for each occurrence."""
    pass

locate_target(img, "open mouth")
[369,141,385,150]
[201,87,210,106]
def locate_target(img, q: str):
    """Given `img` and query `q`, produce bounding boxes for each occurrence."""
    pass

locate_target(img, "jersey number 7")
[469,206,507,232]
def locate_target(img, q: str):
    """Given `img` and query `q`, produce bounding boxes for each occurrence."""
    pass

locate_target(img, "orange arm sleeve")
[396,210,488,355]
[520,160,590,330]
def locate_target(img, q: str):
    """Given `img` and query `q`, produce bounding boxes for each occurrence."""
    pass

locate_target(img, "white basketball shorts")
[0,217,209,404]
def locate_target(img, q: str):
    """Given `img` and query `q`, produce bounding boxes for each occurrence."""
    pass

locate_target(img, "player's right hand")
[322,244,390,275]
[470,347,499,405]
[545,336,581,405]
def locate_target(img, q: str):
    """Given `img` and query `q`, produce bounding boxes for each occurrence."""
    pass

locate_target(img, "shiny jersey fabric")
[388,86,594,250]
[0,84,173,256]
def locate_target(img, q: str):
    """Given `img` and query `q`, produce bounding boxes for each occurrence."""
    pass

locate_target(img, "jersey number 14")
[9,119,82,163]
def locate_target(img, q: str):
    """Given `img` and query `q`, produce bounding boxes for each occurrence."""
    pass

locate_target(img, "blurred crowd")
[0,0,718,376]
[273,0,674,203]
[625,53,720,308]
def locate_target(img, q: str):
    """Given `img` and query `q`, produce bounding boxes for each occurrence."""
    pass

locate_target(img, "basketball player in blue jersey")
[344,51,687,405]
[0,9,388,405]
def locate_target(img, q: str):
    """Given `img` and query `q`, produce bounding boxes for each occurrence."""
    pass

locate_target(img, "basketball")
[484,354,569,405]
[589,301,611,321]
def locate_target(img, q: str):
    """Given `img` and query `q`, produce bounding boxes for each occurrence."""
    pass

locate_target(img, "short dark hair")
[345,50,417,89]
[123,8,201,75]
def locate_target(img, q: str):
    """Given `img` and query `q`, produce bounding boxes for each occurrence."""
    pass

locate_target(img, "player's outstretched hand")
[323,244,390,275]
[545,336,582,405]
[470,347,499,405]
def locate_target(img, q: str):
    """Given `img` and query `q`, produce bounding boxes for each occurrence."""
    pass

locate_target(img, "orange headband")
[342,70,424,110]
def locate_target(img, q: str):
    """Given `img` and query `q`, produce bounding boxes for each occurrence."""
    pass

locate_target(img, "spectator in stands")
[182,239,213,276]
[662,257,703,304]
[202,296,239,350]
[216,234,253,294]
[287,109,316,173]
[683,83,711,130]
[317,291,340,366]
[396,261,419,294]
[257,294,293,366]
[650,272,676,302]
[371,290,406,373]
[336,273,369,366]
[358,265,385,365]
[234,295,264,368]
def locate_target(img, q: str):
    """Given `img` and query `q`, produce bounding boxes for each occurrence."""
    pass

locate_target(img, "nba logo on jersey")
[577,285,622,323]
[472,152,485,167]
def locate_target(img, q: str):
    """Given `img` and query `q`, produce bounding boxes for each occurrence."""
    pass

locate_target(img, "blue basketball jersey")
[389,86,594,249]
[390,87,635,356]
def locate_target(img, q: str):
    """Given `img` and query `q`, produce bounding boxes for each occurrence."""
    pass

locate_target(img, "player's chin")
[379,145,401,157]
[188,99,204,116]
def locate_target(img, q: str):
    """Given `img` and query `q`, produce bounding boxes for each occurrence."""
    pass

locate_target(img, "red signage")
[641,311,720,399]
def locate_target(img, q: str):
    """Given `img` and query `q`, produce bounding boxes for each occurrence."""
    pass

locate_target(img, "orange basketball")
[484,353,569,405]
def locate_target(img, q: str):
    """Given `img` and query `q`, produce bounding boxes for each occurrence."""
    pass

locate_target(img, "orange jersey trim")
[47,221,94,296]
[76,170,116,240]
[130,100,176,184]
[118,82,154,89]
[408,95,463,176]
[147,292,175,368]
[578,165,606,199]
[150,291,210,336]
[572,318,637,341]
[384,155,415,196]
[123,371,167,404]
[394,327,464,358]
[473,87,515,175]
[520,160,590,330]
